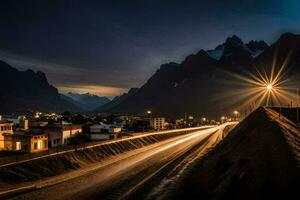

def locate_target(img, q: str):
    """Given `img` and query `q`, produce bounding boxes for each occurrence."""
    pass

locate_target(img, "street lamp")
[146,110,152,119]
[290,88,300,126]
[233,110,239,121]
[289,88,299,126]
[202,117,207,125]
[220,116,226,123]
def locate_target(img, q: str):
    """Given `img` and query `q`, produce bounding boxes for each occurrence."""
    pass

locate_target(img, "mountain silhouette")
[94,33,300,119]
[0,61,81,114]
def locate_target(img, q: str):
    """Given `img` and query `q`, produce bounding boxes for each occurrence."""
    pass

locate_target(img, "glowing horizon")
[57,84,129,97]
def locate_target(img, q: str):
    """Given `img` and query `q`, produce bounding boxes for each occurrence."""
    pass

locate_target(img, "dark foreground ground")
[164,107,300,200]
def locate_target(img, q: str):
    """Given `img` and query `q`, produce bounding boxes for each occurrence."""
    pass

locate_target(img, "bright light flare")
[266,84,273,91]
[221,50,298,108]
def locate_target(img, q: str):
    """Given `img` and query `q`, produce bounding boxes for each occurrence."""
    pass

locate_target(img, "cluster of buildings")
[0,115,48,153]
[0,115,83,153]
[0,112,149,154]
[2,110,209,155]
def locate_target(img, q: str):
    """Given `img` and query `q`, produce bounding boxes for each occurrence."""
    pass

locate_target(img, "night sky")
[0,0,299,97]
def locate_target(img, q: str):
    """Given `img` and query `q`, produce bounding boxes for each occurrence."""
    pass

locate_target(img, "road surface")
[4,123,235,200]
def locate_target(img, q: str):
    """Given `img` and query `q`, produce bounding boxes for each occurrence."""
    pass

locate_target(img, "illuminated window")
[16,142,21,151]
[34,140,43,149]
[37,140,42,149]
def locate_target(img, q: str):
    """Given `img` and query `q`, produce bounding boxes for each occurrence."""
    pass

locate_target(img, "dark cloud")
[0,0,299,96]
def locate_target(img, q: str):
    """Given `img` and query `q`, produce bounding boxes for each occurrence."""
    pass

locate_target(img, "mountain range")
[94,33,300,118]
[63,92,110,111]
[1,32,300,117]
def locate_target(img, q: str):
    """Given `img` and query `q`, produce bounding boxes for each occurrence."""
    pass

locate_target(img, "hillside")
[0,60,80,114]
[93,33,300,118]
[166,107,300,199]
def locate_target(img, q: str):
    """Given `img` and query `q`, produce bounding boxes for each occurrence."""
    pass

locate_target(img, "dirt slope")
[167,107,300,200]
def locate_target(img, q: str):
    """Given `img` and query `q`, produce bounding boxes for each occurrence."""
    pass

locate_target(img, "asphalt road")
[7,123,234,200]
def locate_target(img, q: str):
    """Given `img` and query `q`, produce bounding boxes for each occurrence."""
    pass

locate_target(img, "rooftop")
[0,120,14,124]
[4,130,46,137]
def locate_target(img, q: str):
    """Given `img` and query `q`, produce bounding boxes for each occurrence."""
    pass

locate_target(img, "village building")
[5,116,29,130]
[44,124,82,147]
[3,131,48,153]
[89,123,121,140]
[0,115,14,150]
[149,117,167,130]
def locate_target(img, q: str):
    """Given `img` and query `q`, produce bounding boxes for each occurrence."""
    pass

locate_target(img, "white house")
[89,123,121,140]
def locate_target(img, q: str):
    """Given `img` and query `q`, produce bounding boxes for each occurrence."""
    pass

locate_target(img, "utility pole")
[184,112,187,128]
[297,88,299,126]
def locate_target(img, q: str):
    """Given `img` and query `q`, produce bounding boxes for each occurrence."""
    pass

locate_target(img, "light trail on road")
[5,123,236,200]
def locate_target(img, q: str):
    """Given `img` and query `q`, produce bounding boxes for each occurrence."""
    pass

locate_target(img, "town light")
[147,110,152,114]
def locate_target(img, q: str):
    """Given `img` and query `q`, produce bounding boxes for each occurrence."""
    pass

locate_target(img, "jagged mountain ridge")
[94,33,300,118]
[207,35,268,60]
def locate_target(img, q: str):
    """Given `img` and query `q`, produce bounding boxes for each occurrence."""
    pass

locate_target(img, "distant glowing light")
[226,51,297,108]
